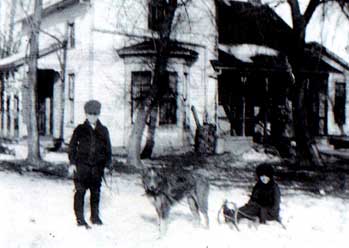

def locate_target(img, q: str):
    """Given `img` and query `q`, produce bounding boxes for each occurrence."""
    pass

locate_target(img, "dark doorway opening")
[37,69,55,136]
[218,70,290,143]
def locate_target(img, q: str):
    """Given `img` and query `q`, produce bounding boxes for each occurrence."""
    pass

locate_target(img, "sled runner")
[218,200,286,231]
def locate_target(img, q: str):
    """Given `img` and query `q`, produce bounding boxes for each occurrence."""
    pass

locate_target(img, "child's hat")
[256,163,274,178]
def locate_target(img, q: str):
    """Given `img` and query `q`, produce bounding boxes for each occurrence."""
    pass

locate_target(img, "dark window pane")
[159,72,177,125]
[334,82,346,125]
[131,71,152,123]
[148,0,177,31]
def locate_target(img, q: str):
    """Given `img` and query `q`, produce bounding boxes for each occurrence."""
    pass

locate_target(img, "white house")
[0,0,218,155]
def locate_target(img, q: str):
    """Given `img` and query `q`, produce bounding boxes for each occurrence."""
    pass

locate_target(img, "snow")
[242,149,281,163]
[1,163,349,248]
[2,142,70,163]
[0,144,348,248]
[218,44,279,63]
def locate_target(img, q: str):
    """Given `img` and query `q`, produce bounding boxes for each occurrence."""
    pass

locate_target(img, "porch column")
[9,93,15,137]
[3,92,8,137]
[0,76,3,135]
[263,77,269,143]
[241,76,247,136]
[53,73,63,140]
[45,97,51,135]
[17,94,24,137]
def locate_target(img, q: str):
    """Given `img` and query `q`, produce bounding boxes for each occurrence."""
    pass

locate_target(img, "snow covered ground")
[1,167,349,248]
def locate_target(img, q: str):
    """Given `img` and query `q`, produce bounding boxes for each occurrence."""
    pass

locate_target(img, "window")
[14,95,19,132]
[148,0,177,31]
[131,71,152,123]
[68,73,75,100]
[67,22,75,48]
[68,73,75,123]
[334,82,346,125]
[131,71,177,125]
[159,71,177,125]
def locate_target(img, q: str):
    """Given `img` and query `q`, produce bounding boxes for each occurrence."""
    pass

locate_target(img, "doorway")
[37,69,56,136]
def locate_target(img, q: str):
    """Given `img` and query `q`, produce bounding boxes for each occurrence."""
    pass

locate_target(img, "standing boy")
[68,100,112,228]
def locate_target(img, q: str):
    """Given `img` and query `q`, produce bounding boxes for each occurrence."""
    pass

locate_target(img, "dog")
[142,166,209,236]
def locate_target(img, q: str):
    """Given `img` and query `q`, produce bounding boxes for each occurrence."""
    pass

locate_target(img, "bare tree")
[0,0,20,58]
[280,0,349,166]
[26,0,43,163]
[126,0,194,167]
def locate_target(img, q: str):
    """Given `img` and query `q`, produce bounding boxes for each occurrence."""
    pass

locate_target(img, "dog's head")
[142,167,164,196]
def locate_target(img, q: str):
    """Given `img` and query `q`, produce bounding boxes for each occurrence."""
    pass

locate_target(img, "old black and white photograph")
[1,0,349,247]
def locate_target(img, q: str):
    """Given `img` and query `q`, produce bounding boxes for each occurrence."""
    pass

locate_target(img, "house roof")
[18,0,86,24]
[215,0,349,74]
[216,0,294,54]
[117,40,199,61]
[306,42,349,71]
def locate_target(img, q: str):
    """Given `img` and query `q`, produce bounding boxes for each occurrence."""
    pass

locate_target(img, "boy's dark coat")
[69,120,112,169]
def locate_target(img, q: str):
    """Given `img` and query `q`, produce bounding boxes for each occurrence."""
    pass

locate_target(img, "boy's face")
[260,175,270,184]
[86,113,99,125]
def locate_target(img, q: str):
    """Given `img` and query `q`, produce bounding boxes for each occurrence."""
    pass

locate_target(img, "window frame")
[68,73,75,124]
[67,22,75,48]
[130,70,178,125]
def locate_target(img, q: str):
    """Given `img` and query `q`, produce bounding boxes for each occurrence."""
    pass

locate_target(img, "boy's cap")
[84,100,101,115]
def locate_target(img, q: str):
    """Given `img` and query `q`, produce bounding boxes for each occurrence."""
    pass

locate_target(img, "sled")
[217,200,287,231]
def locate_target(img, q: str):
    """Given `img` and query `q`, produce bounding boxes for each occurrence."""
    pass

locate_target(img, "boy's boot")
[90,188,103,225]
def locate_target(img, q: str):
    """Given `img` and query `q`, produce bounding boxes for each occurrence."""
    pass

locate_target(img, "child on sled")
[223,163,281,226]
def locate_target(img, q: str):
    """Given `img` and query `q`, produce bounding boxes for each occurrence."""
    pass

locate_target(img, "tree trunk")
[293,76,323,166]
[26,0,42,164]
[127,63,167,165]
[141,105,158,159]
[126,2,177,163]
[57,41,68,149]
[284,0,324,166]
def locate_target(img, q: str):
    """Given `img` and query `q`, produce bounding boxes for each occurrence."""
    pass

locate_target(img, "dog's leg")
[154,196,170,237]
[188,196,201,227]
[199,211,209,229]
[195,179,210,229]
[159,216,169,237]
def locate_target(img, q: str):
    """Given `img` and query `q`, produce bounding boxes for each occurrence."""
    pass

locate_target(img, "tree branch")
[303,0,321,26]
[337,0,349,20]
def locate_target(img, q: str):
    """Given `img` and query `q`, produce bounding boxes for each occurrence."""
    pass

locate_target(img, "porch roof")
[117,40,199,61]
[212,43,348,74]
[0,42,66,72]
[211,49,289,73]
[0,52,26,71]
